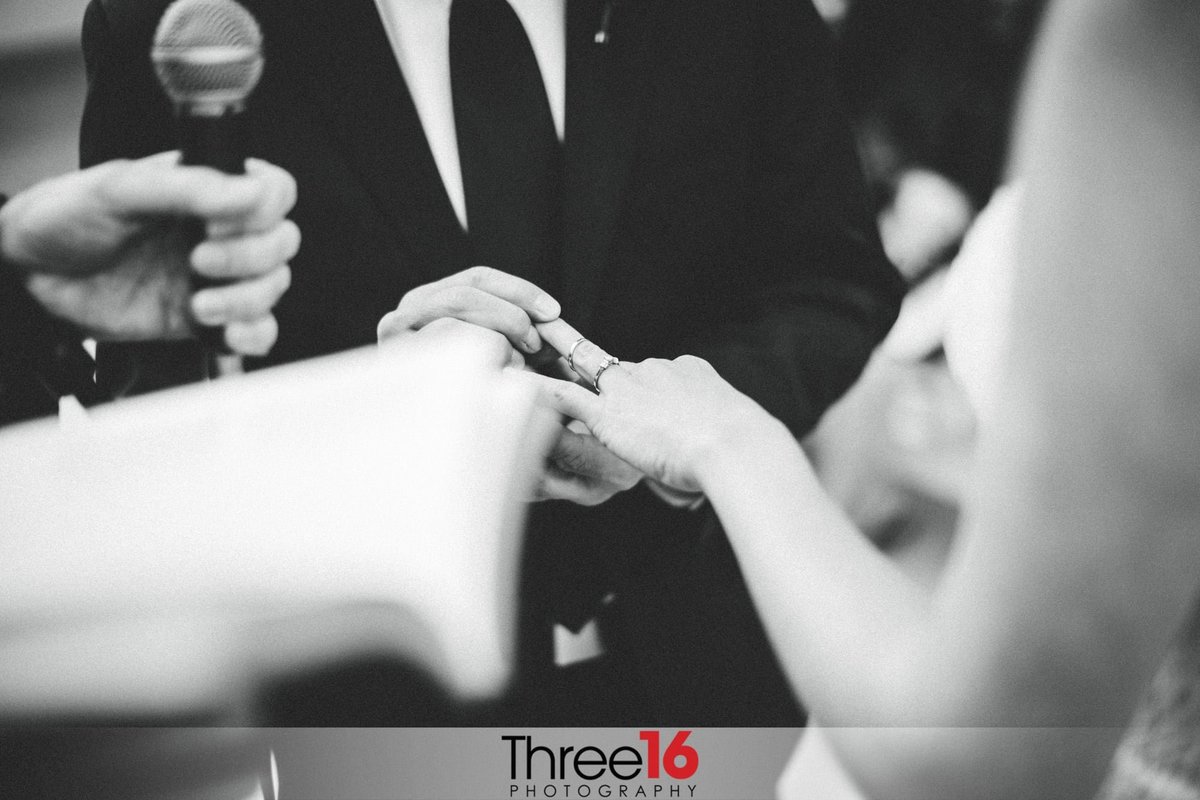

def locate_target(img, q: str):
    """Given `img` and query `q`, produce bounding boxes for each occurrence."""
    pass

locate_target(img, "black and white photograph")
[1,0,1198,797]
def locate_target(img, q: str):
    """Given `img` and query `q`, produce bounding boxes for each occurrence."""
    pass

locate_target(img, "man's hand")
[377,266,560,365]
[0,152,298,355]
[383,315,528,370]
[535,422,643,506]
[379,274,645,507]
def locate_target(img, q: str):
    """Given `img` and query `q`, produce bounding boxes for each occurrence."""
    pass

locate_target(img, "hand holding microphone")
[151,0,273,371]
[0,151,297,353]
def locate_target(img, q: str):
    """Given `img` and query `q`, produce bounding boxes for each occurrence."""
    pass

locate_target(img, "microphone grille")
[152,0,264,112]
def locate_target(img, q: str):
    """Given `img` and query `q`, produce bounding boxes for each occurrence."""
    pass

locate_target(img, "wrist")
[693,413,793,491]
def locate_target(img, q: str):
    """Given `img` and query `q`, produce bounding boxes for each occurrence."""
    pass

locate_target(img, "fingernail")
[534,294,560,320]
[523,330,541,353]
[191,243,228,275]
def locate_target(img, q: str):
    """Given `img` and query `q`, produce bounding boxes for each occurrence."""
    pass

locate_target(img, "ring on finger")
[566,337,587,372]
[592,355,620,393]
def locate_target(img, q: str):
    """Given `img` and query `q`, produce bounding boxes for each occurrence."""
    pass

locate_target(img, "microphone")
[152,0,265,374]
[153,0,263,173]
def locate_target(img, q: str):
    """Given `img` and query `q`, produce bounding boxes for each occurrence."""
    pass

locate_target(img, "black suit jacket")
[81,0,903,725]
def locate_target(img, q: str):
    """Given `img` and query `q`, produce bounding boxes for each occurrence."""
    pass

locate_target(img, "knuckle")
[463,265,494,287]
[443,285,478,314]
[378,311,421,341]
[395,289,417,310]
[396,285,429,315]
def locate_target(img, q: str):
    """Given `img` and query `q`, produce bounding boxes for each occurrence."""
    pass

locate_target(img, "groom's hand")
[534,422,643,506]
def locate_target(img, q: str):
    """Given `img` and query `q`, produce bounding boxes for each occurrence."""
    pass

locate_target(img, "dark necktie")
[450,0,562,290]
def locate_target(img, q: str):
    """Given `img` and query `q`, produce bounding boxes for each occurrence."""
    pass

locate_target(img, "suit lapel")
[279,0,469,281]
[270,0,656,310]
[561,0,657,331]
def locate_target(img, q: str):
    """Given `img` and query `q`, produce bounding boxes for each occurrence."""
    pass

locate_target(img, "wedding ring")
[558,333,620,391]
[592,355,620,393]
[566,337,587,372]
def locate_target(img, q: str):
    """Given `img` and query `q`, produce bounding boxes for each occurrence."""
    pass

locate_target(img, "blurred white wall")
[0,0,89,53]
[0,0,92,194]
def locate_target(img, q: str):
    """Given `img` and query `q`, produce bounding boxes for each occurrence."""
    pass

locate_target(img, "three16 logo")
[503,730,699,782]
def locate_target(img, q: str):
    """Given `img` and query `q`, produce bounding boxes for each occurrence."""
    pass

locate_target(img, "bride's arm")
[527,1,1200,795]
[709,0,1200,794]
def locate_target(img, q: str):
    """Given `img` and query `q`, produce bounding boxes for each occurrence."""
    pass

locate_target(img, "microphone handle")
[177,109,249,373]
[179,109,248,175]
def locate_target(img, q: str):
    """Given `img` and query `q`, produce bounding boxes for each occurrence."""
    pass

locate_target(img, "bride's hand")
[520,355,787,494]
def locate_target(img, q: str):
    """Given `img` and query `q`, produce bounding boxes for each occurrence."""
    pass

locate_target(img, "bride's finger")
[533,319,630,392]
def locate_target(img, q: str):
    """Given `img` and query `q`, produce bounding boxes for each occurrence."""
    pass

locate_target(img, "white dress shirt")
[371,0,566,231]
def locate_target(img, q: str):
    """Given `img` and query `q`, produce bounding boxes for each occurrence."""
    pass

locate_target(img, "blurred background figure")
[804,187,1019,592]
[806,0,1047,590]
[834,0,1046,277]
